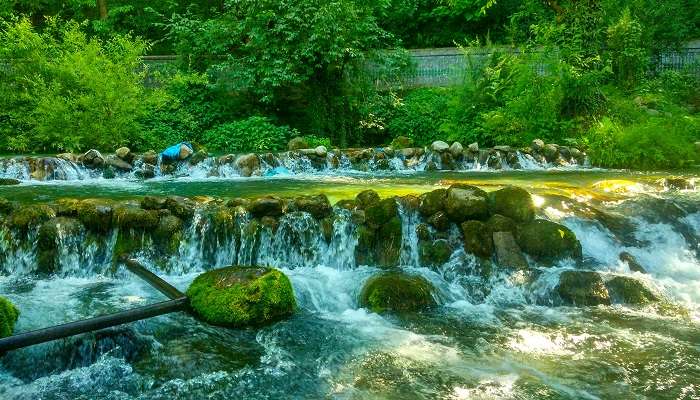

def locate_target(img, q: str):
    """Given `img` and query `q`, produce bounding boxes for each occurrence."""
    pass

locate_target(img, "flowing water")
[0,166,699,399]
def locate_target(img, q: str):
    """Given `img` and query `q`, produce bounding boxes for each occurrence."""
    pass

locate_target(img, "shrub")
[606,9,647,89]
[386,88,453,145]
[303,135,332,148]
[203,116,297,153]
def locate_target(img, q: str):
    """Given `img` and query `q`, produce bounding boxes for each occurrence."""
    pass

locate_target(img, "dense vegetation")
[1,0,699,168]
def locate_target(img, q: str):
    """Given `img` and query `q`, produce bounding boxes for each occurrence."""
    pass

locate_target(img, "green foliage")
[203,117,297,153]
[386,88,453,145]
[0,18,150,152]
[302,135,332,148]
[0,296,19,338]
[606,9,646,89]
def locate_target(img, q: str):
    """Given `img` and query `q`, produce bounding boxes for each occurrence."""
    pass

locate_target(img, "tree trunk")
[97,0,108,19]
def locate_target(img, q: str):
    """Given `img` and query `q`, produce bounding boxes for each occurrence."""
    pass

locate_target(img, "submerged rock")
[516,220,582,264]
[605,276,659,304]
[0,296,19,338]
[488,186,535,223]
[186,266,296,328]
[619,252,646,273]
[359,272,435,313]
[0,178,20,185]
[557,270,610,306]
[444,185,488,222]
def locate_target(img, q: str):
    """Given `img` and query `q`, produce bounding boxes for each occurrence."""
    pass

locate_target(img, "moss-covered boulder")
[365,198,398,228]
[7,205,56,233]
[419,239,452,266]
[557,271,610,306]
[418,189,447,217]
[164,196,195,220]
[427,211,450,231]
[488,186,535,223]
[154,215,184,254]
[486,214,516,234]
[293,194,332,219]
[249,196,284,218]
[605,276,659,305]
[355,190,380,210]
[376,217,402,268]
[0,296,19,338]
[76,199,114,232]
[444,185,488,223]
[37,217,83,274]
[516,220,582,264]
[113,206,159,230]
[186,266,296,328]
[141,196,167,210]
[390,136,413,149]
[0,178,20,186]
[461,220,493,258]
[355,225,377,266]
[359,272,435,313]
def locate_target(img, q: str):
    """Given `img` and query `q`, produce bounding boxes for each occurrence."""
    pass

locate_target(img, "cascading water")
[0,172,698,399]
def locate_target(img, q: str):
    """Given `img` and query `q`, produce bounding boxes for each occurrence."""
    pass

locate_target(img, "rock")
[427,211,450,232]
[416,223,432,241]
[76,200,113,232]
[0,296,19,338]
[444,185,489,222]
[355,190,381,210]
[235,154,261,177]
[179,143,194,160]
[112,206,159,230]
[105,155,132,171]
[516,220,582,264]
[359,272,435,313]
[141,196,166,210]
[57,153,77,162]
[249,196,284,218]
[390,136,413,149]
[557,271,610,306]
[543,144,559,162]
[355,225,377,266]
[425,161,438,171]
[558,146,571,160]
[449,142,464,158]
[493,145,512,153]
[365,198,398,228]
[288,137,309,151]
[142,150,158,165]
[189,149,208,165]
[334,199,356,210]
[418,189,447,217]
[37,217,83,274]
[315,146,328,158]
[186,266,296,327]
[468,142,479,152]
[0,178,20,185]
[164,197,195,220]
[570,147,584,163]
[492,231,528,269]
[115,147,133,162]
[605,276,659,304]
[619,252,646,273]
[293,194,332,219]
[431,141,449,153]
[154,215,183,254]
[376,217,402,268]
[531,139,545,152]
[320,217,334,243]
[486,214,516,234]
[82,149,104,168]
[461,220,493,258]
[419,239,452,266]
[401,148,416,158]
[102,166,116,179]
[135,163,156,179]
[7,205,55,233]
[662,177,693,191]
[488,186,535,223]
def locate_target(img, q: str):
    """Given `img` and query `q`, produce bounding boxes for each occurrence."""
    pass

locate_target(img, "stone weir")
[0,185,663,309]
[0,138,587,183]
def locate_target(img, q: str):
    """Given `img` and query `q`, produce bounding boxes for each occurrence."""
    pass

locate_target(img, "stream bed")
[0,168,699,399]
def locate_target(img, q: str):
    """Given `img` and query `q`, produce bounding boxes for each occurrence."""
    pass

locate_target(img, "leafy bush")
[0,18,150,152]
[386,88,453,145]
[203,117,297,153]
[606,9,646,89]
[302,135,332,148]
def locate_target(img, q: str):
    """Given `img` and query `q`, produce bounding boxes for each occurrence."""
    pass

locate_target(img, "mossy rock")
[355,225,377,266]
[516,220,582,264]
[0,178,20,185]
[418,189,447,217]
[154,215,183,254]
[444,185,489,223]
[390,136,414,149]
[427,211,450,232]
[557,271,610,306]
[186,266,296,328]
[419,239,452,266]
[359,272,435,313]
[376,217,402,268]
[365,198,398,228]
[248,196,284,218]
[37,217,83,274]
[355,190,380,210]
[486,214,516,234]
[605,276,659,305]
[76,199,114,232]
[461,220,493,258]
[113,206,159,230]
[0,296,19,338]
[164,197,195,220]
[293,194,332,219]
[7,205,56,233]
[335,199,356,210]
[488,186,535,223]
[416,223,432,241]
[141,196,167,210]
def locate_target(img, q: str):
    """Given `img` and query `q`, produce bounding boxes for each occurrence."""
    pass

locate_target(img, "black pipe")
[0,297,188,353]
[121,257,185,300]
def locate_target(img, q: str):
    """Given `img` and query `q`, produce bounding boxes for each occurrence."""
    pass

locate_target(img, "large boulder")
[376,217,402,268]
[365,198,398,228]
[543,144,559,162]
[82,149,104,168]
[112,206,159,230]
[249,196,284,218]
[37,217,83,274]
[449,142,464,158]
[235,154,261,177]
[492,231,528,269]
[164,197,195,220]
[516,220,582,264]
[419,239,452,266]
[427,211,450,232]
[186,266,296,327]
[314,146,328,158]
[288,137,309,151]
[154,215,184,254]
[557,271,610,306]
[293,194,332,219]
[359,272,435,313]
[605,276,659,305]
[488,186,535,223]
[0,296,19,338]
[461,220,493,258]
[355,190,380,210]
[444,185,488,222]
[418,189,447,217]
[105,155,133,171]
[486,214,516,234]
[7,205,56,233]
[76,200,114,232]
[531,139,545,152]
[431,141,449,153]
[141,150,158,166]
[115,147,133,162]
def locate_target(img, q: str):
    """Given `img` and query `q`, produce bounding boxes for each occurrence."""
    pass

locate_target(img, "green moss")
[418,189,447,217]
[76,199,114,232]
[419,239,452,266]
[293,194,332,219]
[488,186,535,223]
[605,276,659,304]
[558,271,611,306]
[376,216,402,268]
[359,272,435,313]
[355,225,377,266]
[461,220,493,258]
[36,217,83,274]
[7,205,55,233]
[186,266,296,328]
[154,215,183,254]
[112,206,159,230]
[516,220,582,264]
[365,198,398,228]
[0,296,19,338]
[355,190,380,210]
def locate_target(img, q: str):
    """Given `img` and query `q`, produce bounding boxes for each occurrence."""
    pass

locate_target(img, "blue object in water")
[264,166,291,176]
[161,142,193,162]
